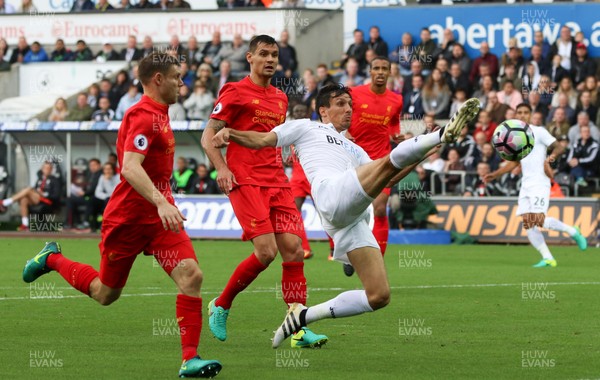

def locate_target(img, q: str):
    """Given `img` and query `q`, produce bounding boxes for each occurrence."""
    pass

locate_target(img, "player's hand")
[392,133,406,144]
[544,160,554,179]
[212,128,230,148]
[217,166,237,195]
[482,173,495,184]
[157,202,186,233]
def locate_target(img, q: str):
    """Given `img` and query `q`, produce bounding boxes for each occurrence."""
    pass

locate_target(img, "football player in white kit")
[485,103,588,268]
[211,84,481,347]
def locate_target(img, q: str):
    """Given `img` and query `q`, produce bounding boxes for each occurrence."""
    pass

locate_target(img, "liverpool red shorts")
[229,185,304,241]
[98,222,197,289]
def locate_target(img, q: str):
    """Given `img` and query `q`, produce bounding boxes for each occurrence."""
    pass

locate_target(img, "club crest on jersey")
[252,99,260,105]
[212,102,223,114]
[278,101,283,110]
[386,105,392,113]
[361,104,368,109]
[134,134,148,151]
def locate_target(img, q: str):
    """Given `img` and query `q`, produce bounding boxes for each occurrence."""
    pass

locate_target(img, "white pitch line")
[2,282,599,301]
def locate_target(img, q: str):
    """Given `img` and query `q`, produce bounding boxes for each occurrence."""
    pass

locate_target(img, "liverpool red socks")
[373,216,389,256]
[46,254,98,296]
[281,261,307,305]
[176,294,202,361]
[215,253,267,309]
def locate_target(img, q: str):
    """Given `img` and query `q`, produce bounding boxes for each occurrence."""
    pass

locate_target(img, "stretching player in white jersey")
[485,103,587,267]
[211,84,481,347]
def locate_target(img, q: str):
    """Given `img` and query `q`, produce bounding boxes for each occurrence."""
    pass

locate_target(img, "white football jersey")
[273,119,372,190]
[520,125,556,189]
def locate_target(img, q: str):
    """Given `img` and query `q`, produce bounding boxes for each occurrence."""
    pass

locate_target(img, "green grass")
[1,238,599,379]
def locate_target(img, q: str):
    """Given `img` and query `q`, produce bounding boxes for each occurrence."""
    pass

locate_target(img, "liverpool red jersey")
[103,95,176,224]
[210,76,289,187]
[349,85,403,159]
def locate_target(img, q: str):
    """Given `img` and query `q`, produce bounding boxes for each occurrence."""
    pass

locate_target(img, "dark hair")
[315,84,351,122]
[370,26,380,32]
[353,28,363,35]
[421,27,430,33]
[248,35,277,53]
[76,40,85,45]
[370,56,390,67]
[515,103,532,112]
[89,158,101,165]
[103,162,116,174]
[138,52,180,85]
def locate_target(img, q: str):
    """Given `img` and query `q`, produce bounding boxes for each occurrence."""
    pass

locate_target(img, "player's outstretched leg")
[543,217,588,251]
[527,227,557,268]
[440,98,481,143]
[22,241,62,283]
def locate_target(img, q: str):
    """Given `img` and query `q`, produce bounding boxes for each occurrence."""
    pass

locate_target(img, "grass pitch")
[1,238,599,379]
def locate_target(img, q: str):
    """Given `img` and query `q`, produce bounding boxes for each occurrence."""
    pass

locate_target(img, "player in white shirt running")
[485,103,587,267]
[211,84,481,347]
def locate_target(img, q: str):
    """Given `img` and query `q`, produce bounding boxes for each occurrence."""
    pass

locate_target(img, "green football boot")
[532,259,557,268]
[291,327,328,349]
[572,226,588,251]
[178,356,222,378]
[23,241,62,283]
[208,298,229,341]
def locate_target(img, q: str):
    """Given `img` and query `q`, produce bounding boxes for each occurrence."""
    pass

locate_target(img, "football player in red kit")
[21,53,221,378]
[345,56,403,276]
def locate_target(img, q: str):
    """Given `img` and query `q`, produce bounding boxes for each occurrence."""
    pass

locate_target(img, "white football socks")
[305,290,373,324]
[543,217,577,236]
[389,131,441,169]
[527,227,554,260]
[2,198,13,207]
[22,216,29,227]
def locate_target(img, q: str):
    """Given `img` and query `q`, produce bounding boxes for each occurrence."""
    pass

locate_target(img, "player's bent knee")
[97,292,121,306]
[254,245,278,265]
[367,287,391,310]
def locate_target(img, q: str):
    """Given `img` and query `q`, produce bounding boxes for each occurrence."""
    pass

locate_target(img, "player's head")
[369,56,391,88]
[138,52,182,105]
[247,35,278,79]
[316,83,352,131]
[515,103,532,124]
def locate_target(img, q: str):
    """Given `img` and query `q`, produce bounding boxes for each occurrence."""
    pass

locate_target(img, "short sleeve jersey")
[210,76,289,187]
[103,95,176,224]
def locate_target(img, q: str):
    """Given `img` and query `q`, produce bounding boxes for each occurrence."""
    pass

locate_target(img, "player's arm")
[483,160,520,184]
[121,151,185,232]
[545,140,564,179]
[212,128,278,149]
[201,118,237,195]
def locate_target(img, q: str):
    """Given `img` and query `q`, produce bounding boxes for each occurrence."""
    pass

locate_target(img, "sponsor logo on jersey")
[252,99,260,105]
[134,134,148,151]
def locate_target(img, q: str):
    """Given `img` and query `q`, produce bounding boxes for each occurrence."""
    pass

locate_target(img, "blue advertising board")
[358,3,600,59]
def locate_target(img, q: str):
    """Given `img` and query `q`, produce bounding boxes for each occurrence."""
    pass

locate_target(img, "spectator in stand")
[537,74,554,110]
[107,152,119,174]
[578,75,598,104]
[215,60,236,95]
[464,162,497,197]
[214,33,249,76]
[66,93,94,121]
[301,75,318,107]
[415,27,435,75]
[547,54,568,89]
[527,90,548,122]
[402,60,423,96]
[156,0,170,9]
[70,0,93,12]
[98,78,112,101]
[531,111,545,128]
[94,0,113,11]
[533,30,551,60]
[568,112,600,143]
[571,42,596,87]
[469,41,499,84]
[443,148,466,194]
[118,0,134,9]
[497,81,523,111]
[0,50,9,71]
[554,134,571,177]
[447,62,470,96]
[180,61,195,89]
[0,161,60,231]
[449,43,471,78]
[65,158,101,228]
[130,65,143,93]
[422,150,444,174]
[387,63,403,95]
[0,38,11,62]
[109,70,130,110]
[472,75,494,109]
[141,36,154,58]
[91,97,115,122]
[494,163,521,197]
[551,77,578,109]
[183,80,215,120]
[23,41,48,63]
[402,74,424,120]
[184,36,202,71]
[551,25,576,71]
[449,88,467,118]
[50,39,72,62]
[172,157,196,194]
[169,99,187,121]
[196,63,217,97]
[338,57,364,88]
[88,83,100,109]
[435,28,457,62]
[9,36,30,64]
[95,42,120,62]
[120,35,142,63]
[389,32,413,76]
[135,0,155,9]
[546,107,571,139]
[201,31,223,71]
[567,125,599,187]
[245,0,265,6]
[548,93,576,125]
[474,142,500,172]
[473,110,496,142]
[367,26,388,57]
[190,164,220,195]
[0,0,15,13]
[521,62,541,95]
[576,90,598,124]
[524,44,549,78]
[278,30,298,74]
[504,107,516,121]
[422,68,451,119]
[92,162,119,221]
[316,63,335,90]
[115,84,142,120]
[342,29,367,72]
[172,0,191,8]
[499,41,524,77]
[435,58,450,82]
[166,34,185,59]
[471,62,497,93]
[498,64,522,93]
[49,98,69,122]
[178,82,190,102]
[71,40,93,61]
[441,125,476,167]
[486,91,511,125]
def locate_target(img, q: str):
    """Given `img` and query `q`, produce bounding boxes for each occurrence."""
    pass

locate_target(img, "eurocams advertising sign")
[358,3,600,59]
[428,197,599,244]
